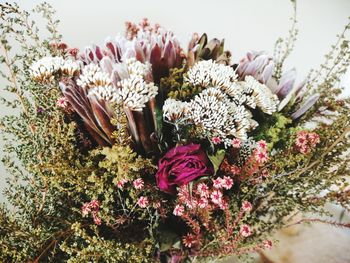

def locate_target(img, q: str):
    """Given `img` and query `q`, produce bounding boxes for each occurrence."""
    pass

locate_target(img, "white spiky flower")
[60,59,81,76]
[77,64,112,89]
[244,76,279,114]
[125,58,152,76]
[118,74,158,111]
[88,85,120,103]
[162,98,189,123]
[186,60,237,89]
[30,56,65,82]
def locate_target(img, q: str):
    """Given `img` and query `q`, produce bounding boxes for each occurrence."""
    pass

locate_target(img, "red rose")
[156,144,213,194]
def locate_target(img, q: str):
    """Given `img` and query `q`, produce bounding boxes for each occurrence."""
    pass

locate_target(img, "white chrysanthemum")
[60,59,81,76]
[162,98,189,123]
[30,56,65,82]
[119,74,158,111]
[77,64,112,88]
[88,85,120,103]
[244,76,279,114]
[186,60,237,89]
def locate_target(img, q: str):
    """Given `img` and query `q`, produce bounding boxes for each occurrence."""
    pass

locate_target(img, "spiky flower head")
[88,85,120,103]
[77,64,112,89]
[185,59,237,89]
[162,98,189,123]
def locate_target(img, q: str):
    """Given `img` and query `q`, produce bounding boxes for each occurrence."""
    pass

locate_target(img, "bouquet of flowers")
[1,2,350,262]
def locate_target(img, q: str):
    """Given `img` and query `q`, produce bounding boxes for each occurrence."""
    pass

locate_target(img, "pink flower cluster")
[173,177,235,217]
[295,131,320,154]
[81,200,101,225]
[211,137,242,148]
[253,140,269,163]
[116,178,145,190]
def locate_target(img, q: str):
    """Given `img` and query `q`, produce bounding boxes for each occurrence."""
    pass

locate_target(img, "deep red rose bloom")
[156,144,213,194]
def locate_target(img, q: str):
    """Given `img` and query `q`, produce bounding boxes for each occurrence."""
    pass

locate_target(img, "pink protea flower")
[240,224,252,237]
[211,190,223,205]
[254,149,269,163]
[116,178,128,189]
[57,97,68,108]
[242,201,252,212]
[221,176,234,190]
[263,240,273,249]
[133,178,144,190]
[198,197,209,209]
[137,196,149,208]
[213,177,223,189]
[182,233,196,248]
[212,137,222,145]
[231,138,241,148]
[197,183,209,197]
[173,204,185,216]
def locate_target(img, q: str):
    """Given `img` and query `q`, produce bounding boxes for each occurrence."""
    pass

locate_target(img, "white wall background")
[0,0,349,200]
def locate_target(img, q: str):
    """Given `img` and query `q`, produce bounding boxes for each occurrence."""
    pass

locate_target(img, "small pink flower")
[198,197,209,209]
[296,136,307,147]
[116,179,128,189]
[81,203,91,216]
[299,145,310,154]
[263,240,273,249]
[93,213,102,225]
[57,97,68,108]
[257,140,268,151]
[213,177,223,189]
[308,132,320,146]
[240,224,252,237]
[222,176,234,190]
[242,201,252,212]
[212,137,222,145]
[137,196,149,208]
[89,200,100,210]
[173,204,185,216]
[254,149,269,163]
[133,178,144,190]
[183,233,196,248]
[219,199,229,210]
[197,183,209,197]
[185,199,197,210]
[211,190,223,205]
[231,138,241,148]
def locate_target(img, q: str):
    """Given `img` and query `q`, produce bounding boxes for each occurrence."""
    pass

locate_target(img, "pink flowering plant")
[1,2,350,263]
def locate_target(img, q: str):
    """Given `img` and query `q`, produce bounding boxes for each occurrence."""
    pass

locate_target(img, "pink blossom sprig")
[81,200,102,225]
[295,130,320,154]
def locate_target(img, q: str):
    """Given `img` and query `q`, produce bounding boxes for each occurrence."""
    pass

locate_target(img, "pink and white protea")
[240,224,252,237]
[137,196,149,208]
[173,204,185,216]
[254,148,269,163]
[236,51,275,84]
[257,140,268,151]
[133,178,144,190]
[56,97,68,108]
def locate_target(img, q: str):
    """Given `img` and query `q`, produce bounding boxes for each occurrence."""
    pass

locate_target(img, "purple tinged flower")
[156,144,214,194]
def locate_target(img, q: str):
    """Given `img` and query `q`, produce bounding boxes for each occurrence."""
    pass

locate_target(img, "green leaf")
[207,149,226,175]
